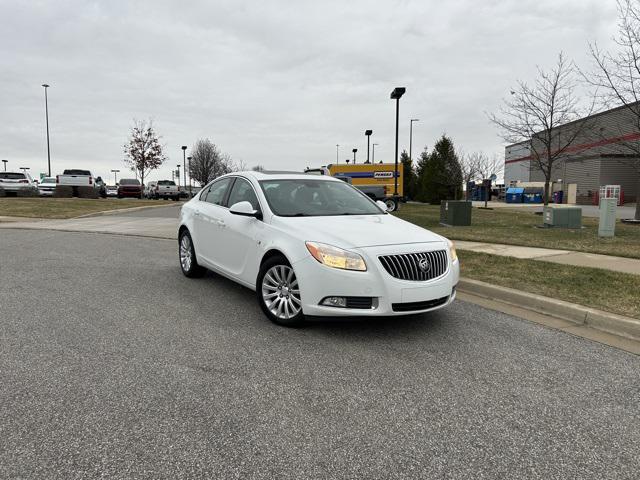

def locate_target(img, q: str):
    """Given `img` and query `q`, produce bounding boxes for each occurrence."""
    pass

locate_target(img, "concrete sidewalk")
[456,240,640,276]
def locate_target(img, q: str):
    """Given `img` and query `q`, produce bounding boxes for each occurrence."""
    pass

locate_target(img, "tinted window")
[202,178,232,206]
[63,169,91,175]
[227,178,260,210]
[259,179,382,217]
[0,173,26,179]
[119,179,140,185]
[157,180,176,186]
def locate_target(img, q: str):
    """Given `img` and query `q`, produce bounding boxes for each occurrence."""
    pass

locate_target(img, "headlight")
[305,241,367,271]
[447,239,458,262]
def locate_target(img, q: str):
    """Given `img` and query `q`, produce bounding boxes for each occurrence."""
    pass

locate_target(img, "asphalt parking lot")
[1,228,639,479]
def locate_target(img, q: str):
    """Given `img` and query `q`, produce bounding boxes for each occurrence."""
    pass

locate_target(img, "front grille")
[345,297,374,309]
[392,296,449,312]
[379,250,448,281]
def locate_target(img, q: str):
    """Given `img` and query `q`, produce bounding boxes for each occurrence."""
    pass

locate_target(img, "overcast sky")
[0,0,620,182]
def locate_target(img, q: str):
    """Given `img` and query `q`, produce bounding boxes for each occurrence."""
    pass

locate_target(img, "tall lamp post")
[352,148,357,164]
[176,164,181,190]
[372,144,378,163]
[111,169,120,185]
[409,119,419,166]
[336,144,339,164]
[365,130,373,163]
[390,87,406,196]
[187,156,193,197]
[181,146,187,195]
[42,84,51,176]
[2,160,7,171]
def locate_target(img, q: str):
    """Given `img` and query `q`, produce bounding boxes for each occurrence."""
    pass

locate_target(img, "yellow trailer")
[305,163,404,211]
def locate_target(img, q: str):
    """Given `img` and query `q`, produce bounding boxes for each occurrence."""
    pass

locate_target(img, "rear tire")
[256,255,305,327]
[384,198,398,212]
[179,230,206,278]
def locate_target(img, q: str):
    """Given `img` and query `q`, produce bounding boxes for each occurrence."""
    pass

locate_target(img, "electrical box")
[598,198,616,237]
[440,200,472,226]
[543,206,582,228]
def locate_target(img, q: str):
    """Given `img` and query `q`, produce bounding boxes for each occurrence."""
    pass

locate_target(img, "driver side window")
[202,178,232,206]
[227,178,260,211]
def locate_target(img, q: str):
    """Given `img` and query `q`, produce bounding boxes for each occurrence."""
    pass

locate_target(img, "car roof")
[232,171,340,182]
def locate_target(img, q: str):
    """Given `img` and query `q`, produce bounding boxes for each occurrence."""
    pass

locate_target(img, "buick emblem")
[418,258,430,273]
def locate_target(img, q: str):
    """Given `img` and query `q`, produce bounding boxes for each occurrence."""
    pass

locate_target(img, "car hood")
[272,214,445,248]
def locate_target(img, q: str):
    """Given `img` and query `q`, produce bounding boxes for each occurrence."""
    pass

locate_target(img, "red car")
[117,179,143,199]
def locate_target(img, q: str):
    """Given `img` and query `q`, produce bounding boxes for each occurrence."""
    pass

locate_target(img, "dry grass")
[0,198,162,219]
[396,203,640,259]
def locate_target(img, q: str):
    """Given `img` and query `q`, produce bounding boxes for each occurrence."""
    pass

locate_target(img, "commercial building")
[504,102,640,204]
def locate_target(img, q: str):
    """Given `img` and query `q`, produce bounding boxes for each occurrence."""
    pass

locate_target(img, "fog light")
[321,296,347,308]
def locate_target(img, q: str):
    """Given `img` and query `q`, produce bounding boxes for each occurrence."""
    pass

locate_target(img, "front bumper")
[293,242,459,317]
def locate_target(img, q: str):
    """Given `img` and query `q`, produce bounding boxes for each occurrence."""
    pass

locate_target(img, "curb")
[457,278,640,341]
[74,203,184,219]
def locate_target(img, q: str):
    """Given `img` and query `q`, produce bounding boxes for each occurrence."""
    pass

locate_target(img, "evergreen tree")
[415,136,463,204]
[400,149,417,199]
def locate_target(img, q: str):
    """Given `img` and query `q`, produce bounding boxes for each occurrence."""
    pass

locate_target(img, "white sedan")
[178,171,459,326]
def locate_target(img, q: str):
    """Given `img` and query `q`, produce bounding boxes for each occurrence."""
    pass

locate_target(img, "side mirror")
[229,201,260,218]
[376,200,389,212]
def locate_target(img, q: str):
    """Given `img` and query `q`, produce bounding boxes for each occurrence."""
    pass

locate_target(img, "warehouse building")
[504,102,640,204]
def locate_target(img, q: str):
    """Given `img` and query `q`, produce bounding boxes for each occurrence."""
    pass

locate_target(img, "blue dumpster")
[505,187,524,203]
[523,187,543,203]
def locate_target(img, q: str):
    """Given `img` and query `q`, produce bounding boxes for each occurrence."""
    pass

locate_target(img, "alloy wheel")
[180,234,193,272]
[261,265,302,320]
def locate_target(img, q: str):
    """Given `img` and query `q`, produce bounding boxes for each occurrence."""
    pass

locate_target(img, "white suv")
[0,171,38,196]
[177,171,459,327]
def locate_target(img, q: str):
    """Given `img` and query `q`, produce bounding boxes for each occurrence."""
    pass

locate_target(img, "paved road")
[1,230,639,479]
[111,204,182,218]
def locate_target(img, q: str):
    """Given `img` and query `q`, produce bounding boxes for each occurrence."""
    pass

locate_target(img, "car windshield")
[119,179,140,185]
[157,180,175,186]
[42,178,55,183]
[259,179,383,217]
[0,172,26,179]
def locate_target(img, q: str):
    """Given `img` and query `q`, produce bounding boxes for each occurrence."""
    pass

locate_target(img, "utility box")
[543,206,582,228]
[440,200,472,226]
[598,198,616,237]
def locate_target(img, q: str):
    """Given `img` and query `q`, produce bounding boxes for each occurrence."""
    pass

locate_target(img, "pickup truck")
[146,180,180,200]
[56,169,96,187]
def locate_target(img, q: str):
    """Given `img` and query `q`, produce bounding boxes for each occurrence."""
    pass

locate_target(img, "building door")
[567,183,577,204]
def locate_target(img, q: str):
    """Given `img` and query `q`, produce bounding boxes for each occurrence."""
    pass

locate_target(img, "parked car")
[178,171,459,327]
[146,180,180,200]
[56,169,96,187]
[0,171,38,196]
[117,179,143,198]
[38,177,57,196]
[105,185,118,197]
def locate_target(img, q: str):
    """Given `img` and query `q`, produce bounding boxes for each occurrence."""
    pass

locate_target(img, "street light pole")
[187,156,193,197]
[390,87,406,196]
[2,160,7,171]
[42,84,51,176]
[372,144,378,163]
[365,130,372,163]
[352,148,357,164]
[111,169,120,185]
[181,146,187,196]
[336,144,339,165]
[409,119,419,166]
[176,164,181,190]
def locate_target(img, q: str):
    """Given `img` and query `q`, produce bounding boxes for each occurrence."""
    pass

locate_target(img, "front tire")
[384,198,398,212]
[257,256,304,327]
[179,230,206,278]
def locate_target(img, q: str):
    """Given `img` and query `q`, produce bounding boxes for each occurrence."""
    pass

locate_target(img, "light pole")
[365,130,373,163]
[2,160,7,171]
[336,144,339,164]
[20,167,30,176]
[176,164,181,190]
[181,146,187,195]
[111,169,120,185]
[409,119,419,166]
[372,144,379,163]
[390,87,406,196]
[352,148,357,164]
[187,156,193,197]
[42,84,51,176]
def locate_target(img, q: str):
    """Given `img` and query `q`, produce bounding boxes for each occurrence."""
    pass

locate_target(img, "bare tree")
[252,165,265,172]
[188,139,235,185]
[490,52,595,205]
[588,0,640,220]
[123,119,166,187]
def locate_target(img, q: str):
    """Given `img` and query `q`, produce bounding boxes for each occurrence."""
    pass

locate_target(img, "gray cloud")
[0,0,618,181]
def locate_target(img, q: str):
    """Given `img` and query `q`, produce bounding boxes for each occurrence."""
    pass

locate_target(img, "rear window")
[63,169,91,176]
[42,178,55,183]
[0,173,26,179]
[119,179,140,185]
[157,180,176,186]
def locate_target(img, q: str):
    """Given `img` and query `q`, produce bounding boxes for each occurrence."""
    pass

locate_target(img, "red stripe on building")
[505,131,640,164]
